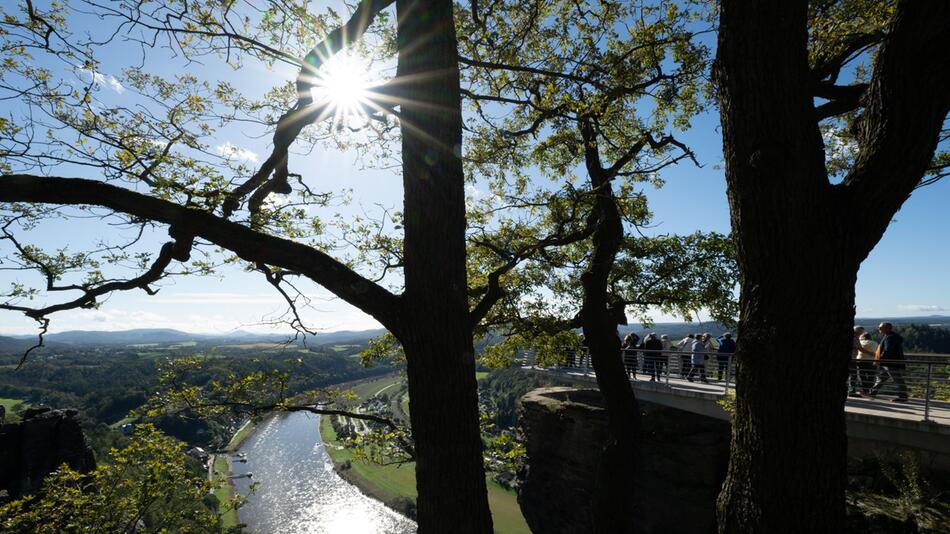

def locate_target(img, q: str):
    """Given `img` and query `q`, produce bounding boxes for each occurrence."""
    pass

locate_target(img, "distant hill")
[41,328,199,346]
[853,315,950,328]
[309,329,386,345]
[0,336,33,352]
[620,321,734,341]
[2,317,944,349]
[4,327,387,347]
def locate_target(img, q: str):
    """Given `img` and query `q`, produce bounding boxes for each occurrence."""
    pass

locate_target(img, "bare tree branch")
[0,174,404,331]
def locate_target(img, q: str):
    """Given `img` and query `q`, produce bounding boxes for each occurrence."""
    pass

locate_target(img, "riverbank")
[210,454,239,529]
[211,414,268,531]
[226,417,258,451]
[318,374,531,534]
[321,415,418,517]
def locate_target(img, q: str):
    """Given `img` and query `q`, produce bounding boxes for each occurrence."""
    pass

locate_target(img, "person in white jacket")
[686,334,709,383]
[856,332,879,395]
[677,334,695,378]
[660,334,672,377]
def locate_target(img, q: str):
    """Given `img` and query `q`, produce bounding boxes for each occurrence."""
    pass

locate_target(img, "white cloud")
[151,292,285,305]
[897,304,947,313]
[216,142,259,163]
[76,68,125,94]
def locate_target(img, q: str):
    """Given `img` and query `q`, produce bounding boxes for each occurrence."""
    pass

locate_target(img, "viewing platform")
[522,351,950,455]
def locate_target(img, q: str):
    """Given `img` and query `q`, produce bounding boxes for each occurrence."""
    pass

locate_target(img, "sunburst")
[310,51,374,127]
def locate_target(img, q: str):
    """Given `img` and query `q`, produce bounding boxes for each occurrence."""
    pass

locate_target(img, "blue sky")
[0,2,947,335]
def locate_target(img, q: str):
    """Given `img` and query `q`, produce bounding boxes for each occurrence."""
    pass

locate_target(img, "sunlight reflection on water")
[232,411,416,534]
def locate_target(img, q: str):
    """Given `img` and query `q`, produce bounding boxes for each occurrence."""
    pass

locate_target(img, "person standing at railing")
[622,332,639,379]
[869,322,909,402]
[856,332,878,395]
[677,333,695,378]
[716,332,736,381]
[850,326,876,397]
[687,334,709,383]
[660,334,672,377]
[642,333,663,382]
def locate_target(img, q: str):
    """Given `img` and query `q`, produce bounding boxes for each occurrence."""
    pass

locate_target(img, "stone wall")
[517,387,950,533]
[0,407,96,499]
[517,387,730,534]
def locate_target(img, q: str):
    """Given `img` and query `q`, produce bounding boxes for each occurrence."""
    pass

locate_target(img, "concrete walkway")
[524,365,950,453]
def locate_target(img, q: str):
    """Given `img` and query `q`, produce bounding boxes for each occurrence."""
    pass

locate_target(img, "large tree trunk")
[715,256,857,533]
[580,144,640,533]
[714,4,854,531]
[714,2,949,533]
[395,0,493,532]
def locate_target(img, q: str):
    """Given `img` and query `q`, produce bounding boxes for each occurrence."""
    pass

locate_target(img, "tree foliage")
[0,425,225,534]
[453,0,736,361]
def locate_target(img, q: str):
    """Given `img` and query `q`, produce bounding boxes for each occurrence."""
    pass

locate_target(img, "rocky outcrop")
[0,407,96,499]
[517,387,950,534]
[517,387,730,534]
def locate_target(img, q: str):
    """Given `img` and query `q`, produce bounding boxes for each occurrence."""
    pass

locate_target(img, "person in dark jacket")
[642,333,664,382]
[621,332,639,379]
[716,332,736,381]
[869,322,908,402]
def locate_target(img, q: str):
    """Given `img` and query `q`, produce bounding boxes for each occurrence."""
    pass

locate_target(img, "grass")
[226,419,257,452]
[0,397,30,423]
[109,415,135,429]
[475,371,490,381]
[211,454,239,530]
[0,397,29,421]
[342,374,405,405]
[320,373,530,534]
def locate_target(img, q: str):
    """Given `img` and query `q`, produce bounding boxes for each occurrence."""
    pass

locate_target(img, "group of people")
[565,322,910,401]
[614,331,736,383]
[850,322,908,402]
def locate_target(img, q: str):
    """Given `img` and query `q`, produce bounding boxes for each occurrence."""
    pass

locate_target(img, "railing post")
[724,353,733,392]
[923,362,932,423]
[665,351,671,385]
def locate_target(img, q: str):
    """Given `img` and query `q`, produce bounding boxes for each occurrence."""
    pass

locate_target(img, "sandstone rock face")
[0,407,96,499]
[517,387,730,534]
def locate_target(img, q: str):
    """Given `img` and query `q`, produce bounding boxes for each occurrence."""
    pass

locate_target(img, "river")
[231,411,417,534]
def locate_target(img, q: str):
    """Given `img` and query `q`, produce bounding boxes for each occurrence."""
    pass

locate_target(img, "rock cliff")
[0,407,96,499]
[517,387,730,534]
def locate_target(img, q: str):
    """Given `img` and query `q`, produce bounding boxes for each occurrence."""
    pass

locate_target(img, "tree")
[0,425,224,534]
[455,2,734,531]
[713,1,948,532]
[0,1,493,531]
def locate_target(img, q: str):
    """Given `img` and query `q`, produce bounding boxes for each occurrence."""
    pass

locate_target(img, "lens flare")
[310,52,373,126]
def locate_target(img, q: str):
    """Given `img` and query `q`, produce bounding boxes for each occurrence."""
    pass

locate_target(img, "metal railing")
[535,349,950,423]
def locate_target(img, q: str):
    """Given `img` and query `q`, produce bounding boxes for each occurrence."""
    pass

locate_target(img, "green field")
[109,415,135,429]
[0,397,29,421]
[211,455,238,529]
[226,419,257,451]
[320,374,530,534]
[341,374,405,405]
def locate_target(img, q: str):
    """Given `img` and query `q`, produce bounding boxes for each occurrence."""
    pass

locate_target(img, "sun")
[310,51,374,123]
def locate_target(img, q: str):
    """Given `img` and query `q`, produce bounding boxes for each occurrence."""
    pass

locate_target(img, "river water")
[231,411,416,534]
